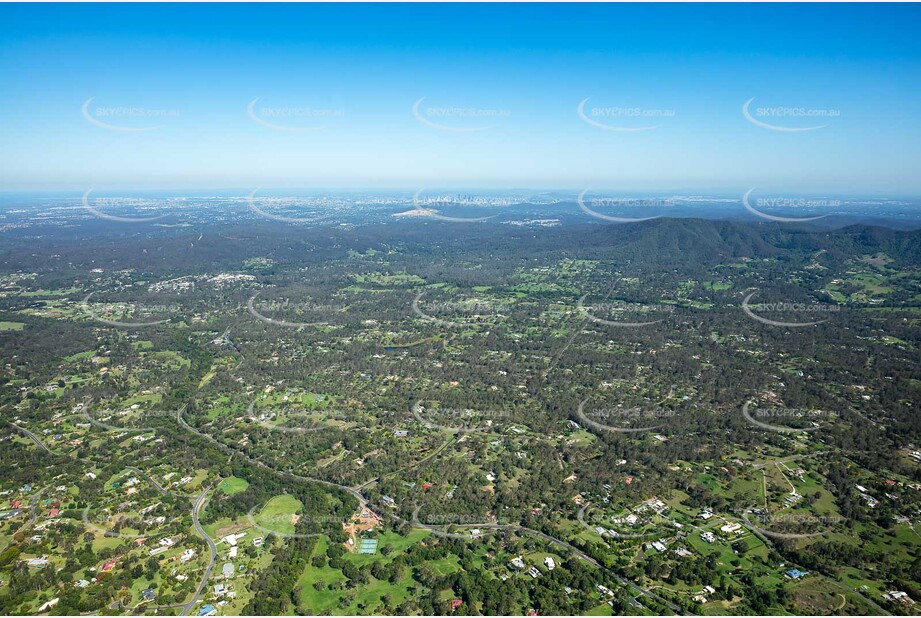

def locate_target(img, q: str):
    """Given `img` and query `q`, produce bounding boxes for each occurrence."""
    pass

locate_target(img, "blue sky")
[0,3,919,193]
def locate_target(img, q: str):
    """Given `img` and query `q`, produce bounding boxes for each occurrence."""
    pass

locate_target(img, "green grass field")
[19,287,81,297]
[297,531,433,614]
[254,494,302,536]
[219,476,250,496]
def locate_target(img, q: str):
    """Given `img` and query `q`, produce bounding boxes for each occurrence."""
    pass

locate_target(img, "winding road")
[7,421,52,454]
[176,402,687,613]
[0,486,49,555]
[354,434,456,492]
[181,486,218,616]
[411,506,683,614]
[577,502,661,541]
[83,408,155,434]
[125,466,175,496]
[740,514,889,615]
[175,402,687,614]
[176,404,368,508]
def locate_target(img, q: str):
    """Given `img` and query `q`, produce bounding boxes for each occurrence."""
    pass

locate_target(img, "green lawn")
[219,476,250,496]
[63,350,96,362]
[254,494,302,536]
[19,287,81,297]
[585,602,614,615]
[298,529,433,614]
[202,516,240,540]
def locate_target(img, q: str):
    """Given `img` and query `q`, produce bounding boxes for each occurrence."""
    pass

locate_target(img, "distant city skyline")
[1,3,919,193]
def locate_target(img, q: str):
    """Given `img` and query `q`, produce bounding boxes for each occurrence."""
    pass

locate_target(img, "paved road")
[176,404,368,508]
[7,421,52,454]
[752,455,805,470]
[577,503,660,541]
[412,506,683,615]
[740,516,890,615]
[177,405,684,614]
[218,326,245,359]
[125,466,174,496]
[182,486,217,617]
[354,434,455,492]
[27,487,48,527]
[0,486,48,555]
[83,409,154,434]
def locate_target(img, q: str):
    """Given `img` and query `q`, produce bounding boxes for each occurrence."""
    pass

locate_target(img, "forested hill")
[581,219,921,266]
[2,217,920,279]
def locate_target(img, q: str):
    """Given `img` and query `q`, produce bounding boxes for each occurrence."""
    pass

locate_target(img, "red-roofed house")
[451,599,463,610]
[10,500,21,509]
[49,508,60,518]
